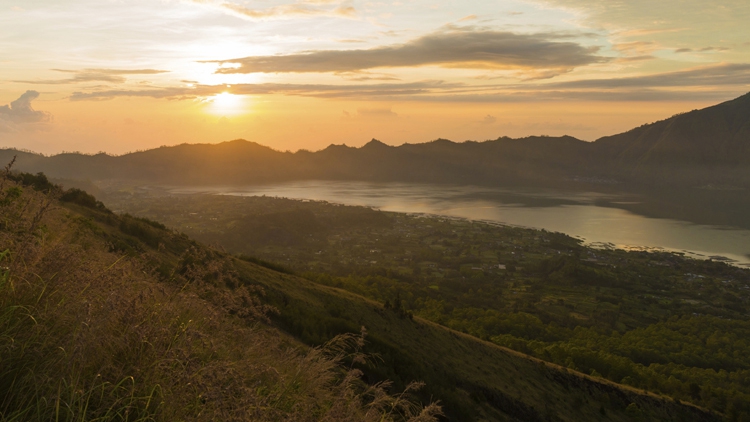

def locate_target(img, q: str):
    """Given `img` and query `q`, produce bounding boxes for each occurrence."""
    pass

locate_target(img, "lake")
[171,180,750,267]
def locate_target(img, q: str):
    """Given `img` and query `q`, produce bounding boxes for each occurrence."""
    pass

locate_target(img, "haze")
[1,0,749,154]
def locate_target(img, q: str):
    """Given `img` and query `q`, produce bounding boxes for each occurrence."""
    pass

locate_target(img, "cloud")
[356,107,397,117]
[379,30,406,37]
[612,41,658,55]
[66,63,750,104]
[68,80,460,101]
[211,29,606,74]
[480,114,497,124]
[541,63,750,89]
[614,55,655,63]
[342,107,398,119]
[675,46,730,53]
[423,63,750,103]
[55,69,169,75]
[540,0,749,44]
[397,89,745,103]
[0,91,52,132]
[14,68,169,85]
[336,71,400,81]
[191,0,356,21]
[609,41,658,63]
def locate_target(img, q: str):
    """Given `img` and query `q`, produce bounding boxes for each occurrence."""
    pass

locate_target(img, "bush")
[60,187,110,212]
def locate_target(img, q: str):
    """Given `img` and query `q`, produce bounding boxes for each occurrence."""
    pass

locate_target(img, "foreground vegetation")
[0,169,441,421]
[104,191,750,420]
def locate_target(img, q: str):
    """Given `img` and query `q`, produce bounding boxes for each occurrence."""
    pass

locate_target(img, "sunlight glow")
[206,92,247,116]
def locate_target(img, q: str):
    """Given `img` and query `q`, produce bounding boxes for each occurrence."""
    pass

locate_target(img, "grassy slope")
[0,177,441,422]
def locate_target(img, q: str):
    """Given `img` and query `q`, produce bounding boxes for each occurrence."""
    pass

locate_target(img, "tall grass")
[0,164,441,421]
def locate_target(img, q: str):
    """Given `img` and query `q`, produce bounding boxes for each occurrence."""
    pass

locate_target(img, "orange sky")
[1,0,749,155]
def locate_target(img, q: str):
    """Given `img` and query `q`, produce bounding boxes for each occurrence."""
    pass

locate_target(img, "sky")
[1,0,749,155]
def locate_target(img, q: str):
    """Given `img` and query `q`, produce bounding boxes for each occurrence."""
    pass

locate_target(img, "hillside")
[592,91,750,186]
[0,171,443,421]
[0,171,725,420]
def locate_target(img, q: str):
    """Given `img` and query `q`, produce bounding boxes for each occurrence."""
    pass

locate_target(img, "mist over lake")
[171,181,750,267]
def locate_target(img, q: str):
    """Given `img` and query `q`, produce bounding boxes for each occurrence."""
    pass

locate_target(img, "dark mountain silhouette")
[2,140,295,184]
[591,91,750,186]
[2,92,749,189]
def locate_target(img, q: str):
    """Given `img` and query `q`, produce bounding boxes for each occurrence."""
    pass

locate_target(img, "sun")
[206,92,247,116]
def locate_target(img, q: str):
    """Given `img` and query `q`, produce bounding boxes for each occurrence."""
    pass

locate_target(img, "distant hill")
[2,92,749,188]
[0,141,295,184]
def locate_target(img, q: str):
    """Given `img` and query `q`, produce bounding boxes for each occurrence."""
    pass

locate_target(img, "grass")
[0,168,442,422]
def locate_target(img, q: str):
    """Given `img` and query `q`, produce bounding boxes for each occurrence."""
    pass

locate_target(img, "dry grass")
[0,164,441,422]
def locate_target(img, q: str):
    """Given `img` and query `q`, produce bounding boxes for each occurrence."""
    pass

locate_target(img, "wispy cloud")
[335,71,400,81]
[341,107,398,120]
[540,0,747,59]
[379,30,406,37]
[68,80,459,101]
[191,0,356,20]
[480,114,497,124]
[356,107,398,117]
[675,46,730,53]
[541,62,750,89]
[66,63,750,104]
[396,90,744,103]
[14,69,169,85]
[612,41,658,55]
[458,15,478,22]
[210,29,606,74]
[613,55,655,63]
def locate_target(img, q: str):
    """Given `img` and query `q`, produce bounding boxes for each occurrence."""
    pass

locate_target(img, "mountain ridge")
[2,92,749,188]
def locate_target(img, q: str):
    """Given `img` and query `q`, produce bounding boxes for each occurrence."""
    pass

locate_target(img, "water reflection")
[172,181,750,267]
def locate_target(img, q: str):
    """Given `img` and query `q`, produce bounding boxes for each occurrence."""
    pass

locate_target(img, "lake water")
[172,181,750,267]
